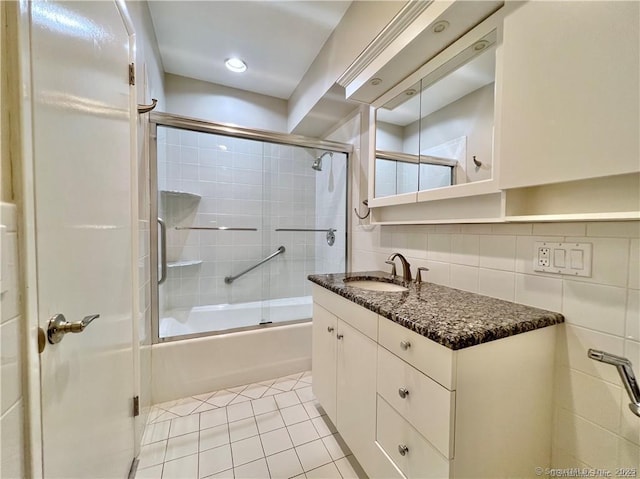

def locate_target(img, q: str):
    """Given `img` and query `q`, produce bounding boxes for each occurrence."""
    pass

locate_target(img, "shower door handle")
[158,217,167,285]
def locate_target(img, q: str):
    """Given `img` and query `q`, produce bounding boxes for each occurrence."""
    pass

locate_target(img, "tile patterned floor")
[136,371,368,479]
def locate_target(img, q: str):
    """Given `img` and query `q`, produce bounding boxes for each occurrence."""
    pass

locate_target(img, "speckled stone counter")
[308,271,564,350]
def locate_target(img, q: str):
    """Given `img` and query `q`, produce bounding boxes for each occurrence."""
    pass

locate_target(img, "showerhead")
[312,151,332,171]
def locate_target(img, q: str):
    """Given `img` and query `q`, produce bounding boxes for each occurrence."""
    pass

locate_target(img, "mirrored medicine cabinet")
[372,24,498,204]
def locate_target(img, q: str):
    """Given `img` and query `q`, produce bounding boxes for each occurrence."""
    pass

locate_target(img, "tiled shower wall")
[351,221,640,468]
[157,128,345,312]
[1,203,25,478]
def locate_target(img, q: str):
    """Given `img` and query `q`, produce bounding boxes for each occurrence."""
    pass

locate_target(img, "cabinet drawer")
[378,317,456,389]
[311,284,378,340]
[377,396,451,479]
[377,346,455,458]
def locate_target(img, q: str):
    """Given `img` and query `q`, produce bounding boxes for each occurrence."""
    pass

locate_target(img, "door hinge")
[128,63,135,86]
[133,395,140,417]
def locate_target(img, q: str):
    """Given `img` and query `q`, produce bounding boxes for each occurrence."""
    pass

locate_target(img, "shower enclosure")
[149,113,350,342]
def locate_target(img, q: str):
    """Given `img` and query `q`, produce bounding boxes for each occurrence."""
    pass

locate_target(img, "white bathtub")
[159,296,313,338]
[152,297,313,403]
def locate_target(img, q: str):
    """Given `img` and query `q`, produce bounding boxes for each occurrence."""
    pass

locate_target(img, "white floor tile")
[229,394,252,405]
[284,372,304,381]
[147,407,165,424]
[199,424,230,452]
[305,461,341,479]
[152,411,180,424]
[275,391,300,409]
[242,384,269,399]
[162,454,198,479]
[192,391,216,402]
[202,469,234,479]
[272,379,297,391]
[138,440,167,469]
[227,401,254,422]
[334,455,366,479]
[311,417,336,438]
[302,401,323,419]
[229,417,259,442]
[143,421,171,445]
[201,408,228,430]
[207,391,238,408]
[294,386,315,403]
[169,415,200,438]
[260,428,293,457]
[299,372,312,384]
[135,464,163,479]
[292,474,307,479]
[280,404,309,426]
[265,448,304,479]
[233,458,270,479]
[251,396,278,416]
[288,420,320,446]
[199,444,233,478]
[295,439,333,472]
[229,385,248,393]
[258,378,277,387]
[255,411,286,434]
[192,401,219,414]
[165,431,199,462]
[165,398,204,417]
[231,435,265,467]
[322,434,348,461]
[262,387,281,397]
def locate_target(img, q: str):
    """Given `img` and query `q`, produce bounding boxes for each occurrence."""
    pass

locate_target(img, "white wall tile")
[619,389,640,446]
[514,273,563,311]
[558,325,625,385]
[533,222,587,237]
[450,234,479,266]
[424,261,451,287]
[491,223,533,235]
[1,401,24,479]
[587,222,640,238]
[617,438,640,468]
[449,264,479,293]
[478,269,515,301]
[460,224,492,234]
[1,318,21,415]
[479,235,516,271]
[427,234,451,262]
[629,239,639,290]
[562,281,627,336]
[555,368,622,433]
[565,237,630,288]
[554,407,619,469]
[626,290,640,341]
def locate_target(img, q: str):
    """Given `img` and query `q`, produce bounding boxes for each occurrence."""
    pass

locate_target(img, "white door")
[28,2,136,477]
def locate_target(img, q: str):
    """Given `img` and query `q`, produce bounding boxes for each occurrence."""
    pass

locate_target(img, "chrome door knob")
[47,313,100,344]
[398,387,409,399]
[400,340,411,350]
[398,444,409,456]
[327,326,334,333]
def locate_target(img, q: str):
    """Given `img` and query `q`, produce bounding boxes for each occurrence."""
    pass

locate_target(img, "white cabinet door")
[312,303,337,424]
[27,1,136,477]
[336,320,377,472]
[498,1,639,189]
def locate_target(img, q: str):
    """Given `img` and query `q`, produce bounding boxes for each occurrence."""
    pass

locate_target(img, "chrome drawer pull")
[398,444,409,456]
[400,340,411,350]
[398,387,409,399]
[327,326,334,333]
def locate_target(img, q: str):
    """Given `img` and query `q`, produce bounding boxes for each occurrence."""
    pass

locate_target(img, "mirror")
[374,30,497,200]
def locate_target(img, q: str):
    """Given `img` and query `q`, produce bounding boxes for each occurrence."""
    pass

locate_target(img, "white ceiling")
[149,1,352,100]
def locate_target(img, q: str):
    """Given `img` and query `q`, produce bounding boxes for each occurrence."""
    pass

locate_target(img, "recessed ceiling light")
[225,57,247,73]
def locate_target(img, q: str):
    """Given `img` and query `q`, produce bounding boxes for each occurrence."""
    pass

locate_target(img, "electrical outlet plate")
[533,241,592,277]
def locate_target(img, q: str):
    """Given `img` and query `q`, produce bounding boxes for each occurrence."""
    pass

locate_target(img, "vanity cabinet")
[312,284,559,478]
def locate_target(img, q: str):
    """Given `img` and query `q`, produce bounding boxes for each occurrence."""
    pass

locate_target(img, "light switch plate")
[533,241,592,277]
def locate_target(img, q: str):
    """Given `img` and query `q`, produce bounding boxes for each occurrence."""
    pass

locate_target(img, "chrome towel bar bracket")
[588,349,640,418]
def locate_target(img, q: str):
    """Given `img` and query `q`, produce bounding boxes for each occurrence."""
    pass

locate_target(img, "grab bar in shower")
[275,228,337,247]
[588,349,640,418]
[224,246,286,284]
[158,218,168,285]
[175,226,258,231]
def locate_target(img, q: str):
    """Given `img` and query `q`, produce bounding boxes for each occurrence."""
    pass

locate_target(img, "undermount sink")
[344,279,408,292]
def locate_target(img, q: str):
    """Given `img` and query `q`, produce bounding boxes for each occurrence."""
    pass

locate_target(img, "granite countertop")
[308,271,564,350]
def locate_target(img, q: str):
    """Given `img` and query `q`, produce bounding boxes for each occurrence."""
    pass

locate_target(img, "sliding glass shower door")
[151,117,348,342]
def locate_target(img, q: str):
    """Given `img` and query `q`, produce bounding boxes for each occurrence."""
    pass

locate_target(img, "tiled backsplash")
[351,220,640,468]
[1,202,25,478]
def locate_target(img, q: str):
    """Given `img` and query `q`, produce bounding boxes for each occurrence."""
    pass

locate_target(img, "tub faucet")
[386,253,412,284]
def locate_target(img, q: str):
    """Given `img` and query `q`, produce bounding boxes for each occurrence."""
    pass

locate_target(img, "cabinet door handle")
[398,444,409,456]
[327,326,334,333]
[337,334,344,340]
[398,387,409,399]
[400,340,411,350]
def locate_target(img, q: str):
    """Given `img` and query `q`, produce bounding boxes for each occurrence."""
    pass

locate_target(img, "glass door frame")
[149,112,353,344]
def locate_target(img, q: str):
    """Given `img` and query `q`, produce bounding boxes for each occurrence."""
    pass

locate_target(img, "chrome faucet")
[386,253,412,284]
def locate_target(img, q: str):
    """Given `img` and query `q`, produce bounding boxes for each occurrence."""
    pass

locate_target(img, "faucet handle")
[385,260,397,277]
[415,267,429,285]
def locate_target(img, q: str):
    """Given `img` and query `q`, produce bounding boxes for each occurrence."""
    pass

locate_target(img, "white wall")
[1,203,24,479]
[165,73,288,133]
